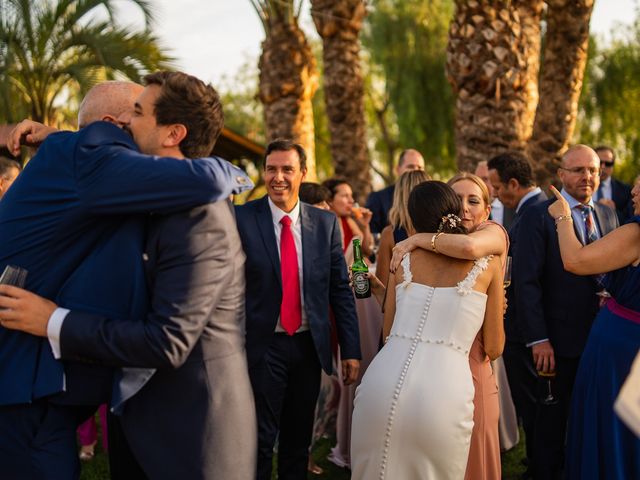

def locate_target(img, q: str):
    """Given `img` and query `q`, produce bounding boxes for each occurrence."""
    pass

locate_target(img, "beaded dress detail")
[351,253,491,480]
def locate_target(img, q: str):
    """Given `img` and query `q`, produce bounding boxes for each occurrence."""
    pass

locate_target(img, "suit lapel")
[300,203,315,305]
[255,197,282,286]
[593,203,614,236]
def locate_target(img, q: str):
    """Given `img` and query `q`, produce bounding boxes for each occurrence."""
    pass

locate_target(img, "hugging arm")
[391,223,507,272]
[482,257,505,360]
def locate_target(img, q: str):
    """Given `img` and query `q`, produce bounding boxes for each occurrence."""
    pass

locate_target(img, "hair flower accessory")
[437,213,462,233]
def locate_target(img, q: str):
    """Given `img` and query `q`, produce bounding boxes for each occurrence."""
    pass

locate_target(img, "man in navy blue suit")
[236,139,361,480]
[0,77,251,479]
[514,145,618,479]
[488,152,547,476]
[593,145,632,223]
[365,148,425,233]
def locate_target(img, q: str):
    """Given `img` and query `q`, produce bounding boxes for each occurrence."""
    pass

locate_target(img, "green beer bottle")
[351,239,371,299]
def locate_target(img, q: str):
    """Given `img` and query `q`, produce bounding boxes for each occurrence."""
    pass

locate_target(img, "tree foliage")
[577,16,640,183]
[364,0,455,179]
[0,0,172,125]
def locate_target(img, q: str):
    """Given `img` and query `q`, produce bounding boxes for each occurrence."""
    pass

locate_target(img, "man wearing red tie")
[236,139,361,480]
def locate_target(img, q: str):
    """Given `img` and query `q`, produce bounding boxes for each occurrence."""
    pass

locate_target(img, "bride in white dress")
[351,181,504,480]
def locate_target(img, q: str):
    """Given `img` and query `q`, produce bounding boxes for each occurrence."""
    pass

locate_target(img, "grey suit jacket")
[60,201,257,479]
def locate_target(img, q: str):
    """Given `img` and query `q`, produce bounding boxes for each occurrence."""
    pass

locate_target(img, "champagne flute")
[0,265,28,288]
[503,256,512,288]
[537,370,558,405]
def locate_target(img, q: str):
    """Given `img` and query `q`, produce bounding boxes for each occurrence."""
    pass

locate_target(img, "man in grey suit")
[0,72,257,479]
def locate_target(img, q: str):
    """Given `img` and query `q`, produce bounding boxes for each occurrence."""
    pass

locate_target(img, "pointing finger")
[549,185,563,201]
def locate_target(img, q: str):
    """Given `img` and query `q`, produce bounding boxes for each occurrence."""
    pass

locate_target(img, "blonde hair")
[447,172,491,208]
[388,170,431,230]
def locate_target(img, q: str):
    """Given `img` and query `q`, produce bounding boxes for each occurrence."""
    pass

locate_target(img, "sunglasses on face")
[601,161,614,168]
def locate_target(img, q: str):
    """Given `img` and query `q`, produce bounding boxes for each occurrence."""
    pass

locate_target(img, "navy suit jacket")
[0,122,250,406]
[504,191,547,343]
[235,196,361,374]
[513,198,618,357]
[365,184,394,234]
[611,177,632,222]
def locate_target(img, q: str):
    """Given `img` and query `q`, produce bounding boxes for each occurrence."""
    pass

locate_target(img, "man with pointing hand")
[513,145,618,479]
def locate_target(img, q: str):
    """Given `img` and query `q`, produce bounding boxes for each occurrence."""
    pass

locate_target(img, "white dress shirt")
[595,176,612,202]
[490,198,504,225]
[516,187,542,214]
[268,197,309,333]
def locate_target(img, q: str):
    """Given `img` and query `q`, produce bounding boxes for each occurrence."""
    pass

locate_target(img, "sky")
[114,0,639,87]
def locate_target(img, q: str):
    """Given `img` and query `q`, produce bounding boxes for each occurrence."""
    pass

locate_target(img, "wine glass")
[0,265,28,288]
[503,256,512,288]
[538,370,558,405]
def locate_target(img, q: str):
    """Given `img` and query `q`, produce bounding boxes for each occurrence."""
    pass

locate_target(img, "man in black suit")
[514,145,618,479]
[593,145,632,223]
[365,148,425,233]
[235,140,361,480]
[488,152,547,475]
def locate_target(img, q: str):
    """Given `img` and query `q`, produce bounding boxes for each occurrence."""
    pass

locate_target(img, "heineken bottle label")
[353,272,369,295]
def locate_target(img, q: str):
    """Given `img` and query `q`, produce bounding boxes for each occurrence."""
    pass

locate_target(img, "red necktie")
[280,216,302,335]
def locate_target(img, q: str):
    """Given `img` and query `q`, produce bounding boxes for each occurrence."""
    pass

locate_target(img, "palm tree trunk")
[311,0,370,200]
[258,19,319,180]
[528,0,594,186]
[446,0,543,172]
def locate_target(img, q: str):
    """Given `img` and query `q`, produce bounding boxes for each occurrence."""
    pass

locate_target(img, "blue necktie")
[579,205,605,286]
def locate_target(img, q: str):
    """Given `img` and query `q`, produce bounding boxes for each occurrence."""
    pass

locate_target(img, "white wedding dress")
[351,253,491,480]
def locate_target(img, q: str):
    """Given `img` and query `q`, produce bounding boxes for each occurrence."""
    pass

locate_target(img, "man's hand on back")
[8,120,59,156]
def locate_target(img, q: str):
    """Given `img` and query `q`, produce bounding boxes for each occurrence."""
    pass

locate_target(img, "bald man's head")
[78,81,144,128]
[559,144,601,203]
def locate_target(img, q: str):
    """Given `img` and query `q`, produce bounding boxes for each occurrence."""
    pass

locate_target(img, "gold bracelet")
[431,232,443,253]
[554,214,573,225]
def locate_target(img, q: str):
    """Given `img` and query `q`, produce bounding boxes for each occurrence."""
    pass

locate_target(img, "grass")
[80,430,527,480]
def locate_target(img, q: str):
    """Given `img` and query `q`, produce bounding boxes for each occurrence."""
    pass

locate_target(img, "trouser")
[532,355,580,480]
[249,332,322,480]
[0,401,94,480]
[503,340,538,471]
[107,411,149,480]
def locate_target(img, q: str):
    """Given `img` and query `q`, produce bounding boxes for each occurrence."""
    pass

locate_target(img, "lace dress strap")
[456,255,493,295]
[400,253,413,286]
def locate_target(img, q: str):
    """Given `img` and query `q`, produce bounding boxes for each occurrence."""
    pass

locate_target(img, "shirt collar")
[560,188,595,210]
[268,196,301,225]
[516,187,542,213]
[601,177,611,188]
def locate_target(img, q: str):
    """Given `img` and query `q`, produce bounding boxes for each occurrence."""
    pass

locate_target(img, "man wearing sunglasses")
[594,145,631,222]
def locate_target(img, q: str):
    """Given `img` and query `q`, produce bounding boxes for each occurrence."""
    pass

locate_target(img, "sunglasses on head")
[601,161,614,167]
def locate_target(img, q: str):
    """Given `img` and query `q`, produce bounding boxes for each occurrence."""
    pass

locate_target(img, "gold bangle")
[431,232,443,253]
[554,214,573,225]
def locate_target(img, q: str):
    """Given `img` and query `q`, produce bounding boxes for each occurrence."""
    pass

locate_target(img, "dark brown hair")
[408,181,467,234]
[263,139,307,171]
[300,182,330,205]
[487,152,535,188]
[322,177,351,200]
[143,71,224,158]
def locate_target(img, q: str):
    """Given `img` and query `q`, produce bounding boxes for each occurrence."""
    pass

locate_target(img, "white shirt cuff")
[47,307,70,359]
[526,338,549,348]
